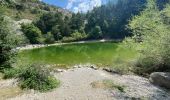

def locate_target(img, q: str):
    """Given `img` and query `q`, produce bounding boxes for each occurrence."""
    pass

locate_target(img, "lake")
[18,42,136,68]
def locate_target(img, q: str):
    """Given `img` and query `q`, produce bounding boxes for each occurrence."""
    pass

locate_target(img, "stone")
[149,72,170,89]
[54,69,66,73]
[73,66,78,68]
[103,67,113,73]
[78,65,82,68]
[90,65,98,70]
[103,67,121,74]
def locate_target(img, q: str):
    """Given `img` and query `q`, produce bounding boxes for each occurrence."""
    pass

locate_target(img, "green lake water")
[18,42,136,67]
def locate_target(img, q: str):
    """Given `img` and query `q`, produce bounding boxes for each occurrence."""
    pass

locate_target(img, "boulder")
[90,65,98,70]
[149,72,170,89]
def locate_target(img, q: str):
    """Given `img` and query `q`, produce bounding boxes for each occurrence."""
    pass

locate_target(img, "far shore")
[16,39,121,51]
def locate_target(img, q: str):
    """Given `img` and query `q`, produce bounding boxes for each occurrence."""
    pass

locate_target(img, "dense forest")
[0,0,149,44]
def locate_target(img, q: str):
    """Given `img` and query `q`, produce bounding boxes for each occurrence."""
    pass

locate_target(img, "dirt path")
[5,67,169,100]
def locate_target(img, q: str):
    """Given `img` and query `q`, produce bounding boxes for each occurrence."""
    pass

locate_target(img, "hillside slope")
[0,0,71,20]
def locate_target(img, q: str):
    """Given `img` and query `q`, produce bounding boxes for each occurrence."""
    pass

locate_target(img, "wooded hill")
[0,0,169,44]
[0,0,71,20]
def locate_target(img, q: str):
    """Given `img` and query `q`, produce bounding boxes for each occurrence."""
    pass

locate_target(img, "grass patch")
[91,79,126,92]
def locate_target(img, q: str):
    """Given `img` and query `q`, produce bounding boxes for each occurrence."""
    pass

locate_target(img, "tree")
[128,0,170,73]
[0,16,21,70]
[85,0,147,39]
[90,26,103,39]
[35,12,63,33]
[51,25,62,41]
[70,30,87,41]
[21,24,44,44]
[70,13,85,32]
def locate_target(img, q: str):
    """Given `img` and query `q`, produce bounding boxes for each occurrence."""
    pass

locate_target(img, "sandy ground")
[2,67,169,100]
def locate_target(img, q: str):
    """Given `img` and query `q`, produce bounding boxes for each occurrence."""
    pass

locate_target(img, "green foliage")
[44,32,55,44]
[0,6,6,14]
[2,63,60,92]
[3,68,20,79]
[30,8,42,14]
[21,24,44,44]
[51,25,62,41]
[70,31,87,40]
[35,12,64,33]
[15,12,22,20]
[34,12,87,42]
[90,26,102,39]
[18,64,60,92]
[128,0,170,74]
[0,16,21,70]
[62,31,87,42]
[85,0,147,39]
[70,13,85,32]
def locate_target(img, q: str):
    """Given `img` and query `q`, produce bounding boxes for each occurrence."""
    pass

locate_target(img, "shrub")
[62,31,87,42]
[51,25,62,41]
[3,68,20,79]
[90,26,103,39]
[62,36,74,42]
[16,4,26,11]
[44,32,55,44]
[0,16,21,70]
[18,64,60,92]
[128,1,170,74]
[30,8,42,14]
[35,12,63,33]
[21,24,44,44]
[71,30,87,40]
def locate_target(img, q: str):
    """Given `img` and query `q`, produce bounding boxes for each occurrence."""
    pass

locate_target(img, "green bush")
[90,26,103,39]
[44,32,55,44]
[62,36,74,42]
[18,64,60,92]
[71,30,87,40]
[128,0,170,74]
[21,24,45,44]
[62,31,87,42]
[0,16,21,70]
[51,25,62,41]
[3,68,20,79]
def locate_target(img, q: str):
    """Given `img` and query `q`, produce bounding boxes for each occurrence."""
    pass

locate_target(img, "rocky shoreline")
[16,39,117,50]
